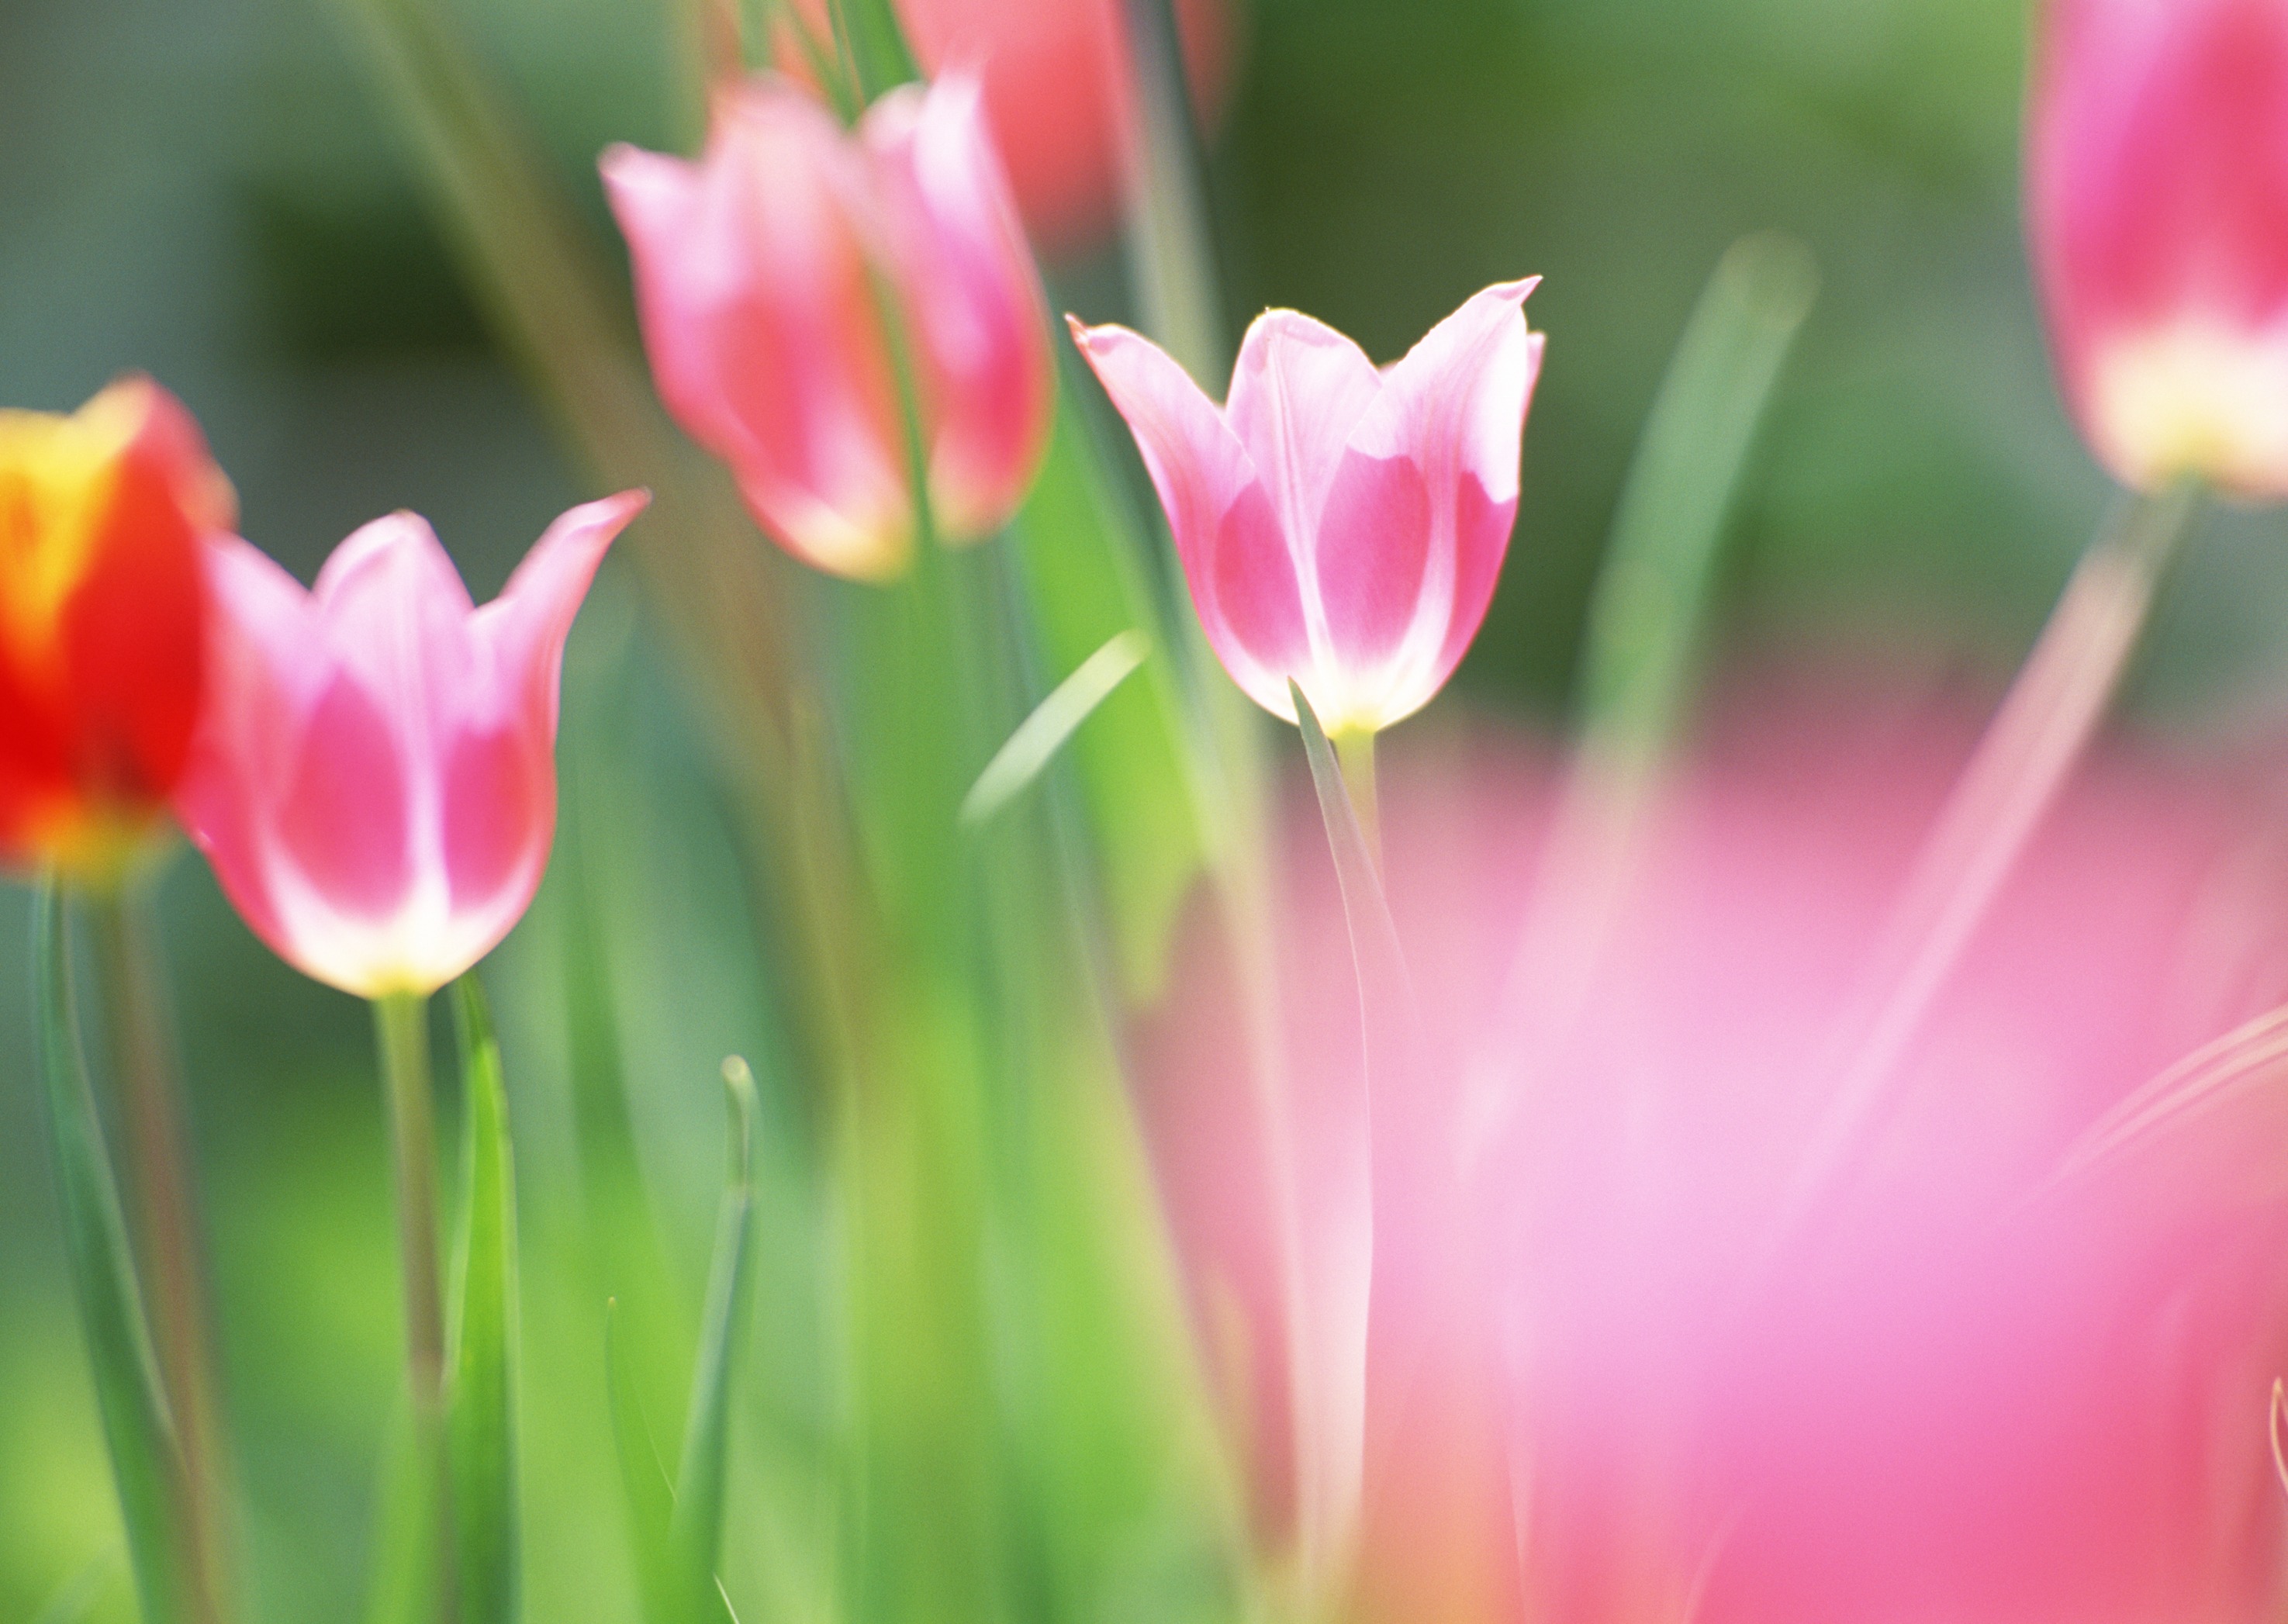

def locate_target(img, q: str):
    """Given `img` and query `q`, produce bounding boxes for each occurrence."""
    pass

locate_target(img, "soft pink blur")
[1072,284,1543,735]
[603,74,1052,582]
[2029,0,2288,499]
[175,493,645,999]
[1137,674,2288,1621]
[776,0,1232,255]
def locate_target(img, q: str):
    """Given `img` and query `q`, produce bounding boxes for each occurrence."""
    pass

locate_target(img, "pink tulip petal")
[175,532,327,963]
[607,85,911,578]
[177,497,626,997]
[1339,285,1540,725]
[476,490,649,732]
[275,669,414,923]
[309,512,481,743]
[1070,317,1312,716]
[1208,481,1315,720]
[865,75,1052,544]
[1309,448,1433,719]
[1224,310,1384,566]
[441,721,547,914]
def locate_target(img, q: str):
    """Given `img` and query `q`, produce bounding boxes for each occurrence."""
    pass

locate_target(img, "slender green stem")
[1768,479,2203,1251]
[373,991,457,1624]
[1333,729,1381,873]
[85,883,228,1624]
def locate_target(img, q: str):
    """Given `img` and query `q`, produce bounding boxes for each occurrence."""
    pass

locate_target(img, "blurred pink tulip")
[2030,0,2288,499]
[603,74,1052,582]
[175,492,645,998]
[1072,283,1542,734]
[778,0,1234,255]
[1139,676,2288,1621]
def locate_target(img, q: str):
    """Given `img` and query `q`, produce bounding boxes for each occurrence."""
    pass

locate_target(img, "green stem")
[1333,729,1381,872]
[373,992,457,1624]
[86,883,228,1624]
[1769,479,2203,1251]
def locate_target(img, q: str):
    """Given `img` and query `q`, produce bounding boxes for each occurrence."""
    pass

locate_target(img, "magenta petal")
[1206,481,1314,721]
[1313,449,1433,693]
[441,722,547,914]
[1068,318,1256,584]
[477,490,648,733]
[310,513,481,741]
[608,84,911,579]
[1224,310,1384,550]
[275,670,414,923]
[866,75,1052,544]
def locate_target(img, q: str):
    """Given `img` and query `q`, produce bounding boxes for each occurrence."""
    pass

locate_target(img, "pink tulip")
[603,74,1052,582]
[776,0,1234,255]
[174,492,646,998]
[1139,676,2288,1621]
[1071,283,1543,734]
[2030,0,2288,499]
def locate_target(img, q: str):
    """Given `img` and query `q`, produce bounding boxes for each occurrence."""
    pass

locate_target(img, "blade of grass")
[1464,235,1819,1163]
[824,0,917,98]
[671,1059,761,1624]
[962,631,1150,828]
[604,1297,676,1624]
[32,882,187,1624]
[448,975,520,1624]
[362,1403,430,1624]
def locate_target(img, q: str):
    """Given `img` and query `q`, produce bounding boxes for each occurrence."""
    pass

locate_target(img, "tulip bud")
[1071,282,1543,735]
[0,378,233,876]
[603,74,1052,582]
[174,493,646,997]
[2030,0,2288,499]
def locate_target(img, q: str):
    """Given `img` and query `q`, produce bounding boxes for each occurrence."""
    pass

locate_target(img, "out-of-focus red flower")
[0,378,233,878]
[1138,676,2288,1621]
[175,494,645,998]
[778,0,1232,256]
[603,74,1051,582]
[2030,0,2288,499]
[1073,285,1542,734]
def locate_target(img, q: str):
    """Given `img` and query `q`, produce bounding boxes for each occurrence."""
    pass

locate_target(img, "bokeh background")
[8,0,2288,1617]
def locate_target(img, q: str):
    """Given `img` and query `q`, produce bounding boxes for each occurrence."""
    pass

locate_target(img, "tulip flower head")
[2030,0,2288,499]
[603,74,1052,582]
[1072,283,1542,735]
[175,493,645,998]
[0,378,233,877]
[775,0,1233,254]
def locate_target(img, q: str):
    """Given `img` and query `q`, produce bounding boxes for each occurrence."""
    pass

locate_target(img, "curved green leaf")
[670,1059,759,1624]
[448,973,520,1624]
[31,883,186,1624]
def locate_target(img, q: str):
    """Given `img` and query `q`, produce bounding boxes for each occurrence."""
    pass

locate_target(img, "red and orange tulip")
[2030,0,2288,499]
[603,74,1052,582]
[0,378,233,878]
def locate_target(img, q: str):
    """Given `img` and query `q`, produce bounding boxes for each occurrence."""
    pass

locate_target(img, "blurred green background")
[7,0,2288,1617]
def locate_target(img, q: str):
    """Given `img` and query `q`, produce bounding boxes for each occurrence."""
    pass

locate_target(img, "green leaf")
[825,0,918,99]
[1011,389,1215,999]
[671,1059,760,1624]
[31,883,186,1624]
[448,974,520,1624]
[1574,233,1819,764]
[604,1297,676,1624]
[360,1403,430,1624]
[962,631,1150,828]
